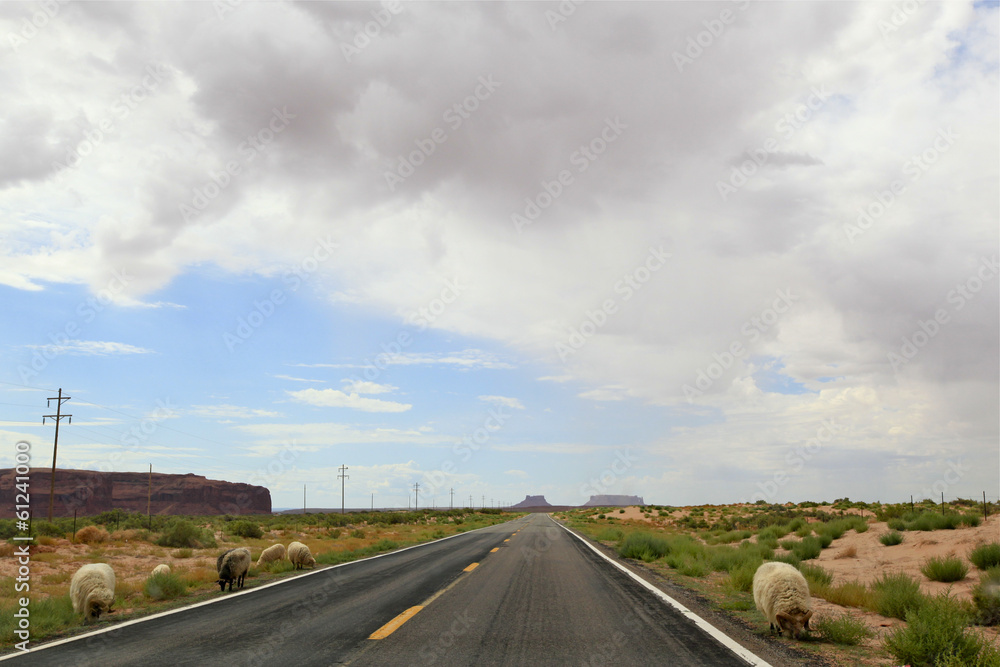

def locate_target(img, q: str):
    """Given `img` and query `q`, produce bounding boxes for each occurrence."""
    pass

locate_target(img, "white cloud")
[188,404,282,420]
[478,395,525,410]
[578,386,631,402]
[235,422,446,447]
[505,469,528,478]
[286,389,412,412]
[26,341,153,356]
[294,350,514,371]
[272,374,326,383]
[342,379,397,394]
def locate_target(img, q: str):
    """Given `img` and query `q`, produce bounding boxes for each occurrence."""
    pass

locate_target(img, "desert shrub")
[872,572,925,620]
[836,545,858,559]
[74,525,109,544]
[799,562,833,587]
[962,514,982,528]
[328,528,343,539]
[156,520,215,549]
[922,556,969,583]
[790,536,823,561]
[172,548,193,558]
[267,559,295,574]
[887,518,907,531]
[728,561,760,592]
[618,533,671,562]
[815,613,873,645]
[144,571,187,601]
[771,552,801,568]
[0,595,76,643]
[880,530,904,546]
[795,525,813,538]
[619,509,625,513]
[597,527,624,542]
[229,520,263,539]
[970,543,1000,571]
[815,580,874,609]
[350,528,365,539]
[907,512,962,532]
[32,521,64,538]
[885,594,987,666]
[972,567,1000,627]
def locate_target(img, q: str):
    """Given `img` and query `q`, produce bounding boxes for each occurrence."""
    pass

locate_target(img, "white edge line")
[550,516,774,667]
[1,517,522,661]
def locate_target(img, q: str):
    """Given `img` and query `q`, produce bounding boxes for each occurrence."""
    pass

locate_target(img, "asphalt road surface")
[5,515,766,666]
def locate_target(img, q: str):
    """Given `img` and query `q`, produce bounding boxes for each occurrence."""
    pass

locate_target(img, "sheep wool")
[287,541,316,570]
[256,543,287,567]
[217,547,251,592]
[151,564,170,577]
[70,563,116,622]
[752,561,813,638]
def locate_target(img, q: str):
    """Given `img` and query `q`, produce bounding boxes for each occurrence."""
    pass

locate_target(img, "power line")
[338,464,349,514]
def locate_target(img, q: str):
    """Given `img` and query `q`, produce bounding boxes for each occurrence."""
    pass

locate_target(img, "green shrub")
[815,580,874,609]
[155,520,216,549]
[816,533,833,549]
[880,530,904,546]
[815,613,873,645]
[922,556,969,583]
[229,520,263,539]
[888,518,907,531]
[144,572,187,601]
[795,525,813,538]
[961,514,982,527]
[0,595,76,643]
[618,533,671,562]
[728,561,759,592]
[350,528,365,539]
[596,527,624,542]
[885,594,986,666]
[791,536,822,561]
[972,569,1000,626]
[872,572,925,620]
[619,509,625,513]
[267,559,295,574]
[970,543,1000,571]
[799,563,833,587]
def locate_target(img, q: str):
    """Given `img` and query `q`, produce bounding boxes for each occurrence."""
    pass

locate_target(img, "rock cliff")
[0,468,270,517]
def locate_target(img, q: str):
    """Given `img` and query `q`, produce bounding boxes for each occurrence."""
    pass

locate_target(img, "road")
[5,515,766,666]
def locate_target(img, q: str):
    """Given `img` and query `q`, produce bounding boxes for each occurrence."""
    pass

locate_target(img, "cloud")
[235,422,445,446]
[505,469,528,478]
[295,350,514,371]
[478,395,525,410]
[578,386,631,402]
[286,389,412,413]
[272,374,326,383]
[188,404,282,420]
[26,341,153,356]
[342,379,397,394]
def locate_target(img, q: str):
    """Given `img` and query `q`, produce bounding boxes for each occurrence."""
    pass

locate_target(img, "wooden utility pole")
[147,464,152,529]
[43,388,72,521]
[450,487,454,510]
[338,465,349,514]
[413,482,420,510]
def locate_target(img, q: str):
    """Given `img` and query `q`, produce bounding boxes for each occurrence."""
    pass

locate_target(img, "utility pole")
[413,482,420,510]
[469,494,473,509]
[450,487,454,509]
[43,388,72,522]
[338,465,349,514]
[372,492,374,511]
[147,464,152,530]
[482,494,485,509]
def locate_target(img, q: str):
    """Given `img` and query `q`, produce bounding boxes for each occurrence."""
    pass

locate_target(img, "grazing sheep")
[287,541,316,570]
[70,563,116,622]
[217,547,251,592]
[256,543,286,567]
[752,562,813,638]
[151,564,170,577]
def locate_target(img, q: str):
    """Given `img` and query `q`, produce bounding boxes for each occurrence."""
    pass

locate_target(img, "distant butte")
[583,494,645,506]
[510,494,552,508]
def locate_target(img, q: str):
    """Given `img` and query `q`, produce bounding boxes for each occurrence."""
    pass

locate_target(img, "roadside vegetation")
[0,508,518,650]
[556,499,999,666]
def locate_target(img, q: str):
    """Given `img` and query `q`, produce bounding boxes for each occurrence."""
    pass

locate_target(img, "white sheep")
[70,563,116,622]
[217,547,251,592]
[151,563,170,577]
[287,541,316,570]
[752,561,813,638]
[256,543,286,567]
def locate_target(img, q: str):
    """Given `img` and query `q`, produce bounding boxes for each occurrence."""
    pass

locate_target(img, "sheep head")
[775,610,812,639]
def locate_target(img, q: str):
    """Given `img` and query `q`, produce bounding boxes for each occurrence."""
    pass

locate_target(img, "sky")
[0,0,997,511]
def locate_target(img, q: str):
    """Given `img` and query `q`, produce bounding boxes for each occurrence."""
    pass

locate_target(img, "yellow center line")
[490,547,499,552]
[463,562,479,572]
[369,606,424,640]
[504,538,510,542]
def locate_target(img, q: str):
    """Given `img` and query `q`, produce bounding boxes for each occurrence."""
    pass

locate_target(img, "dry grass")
[836,545,858,559]
[75,526,110,544]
